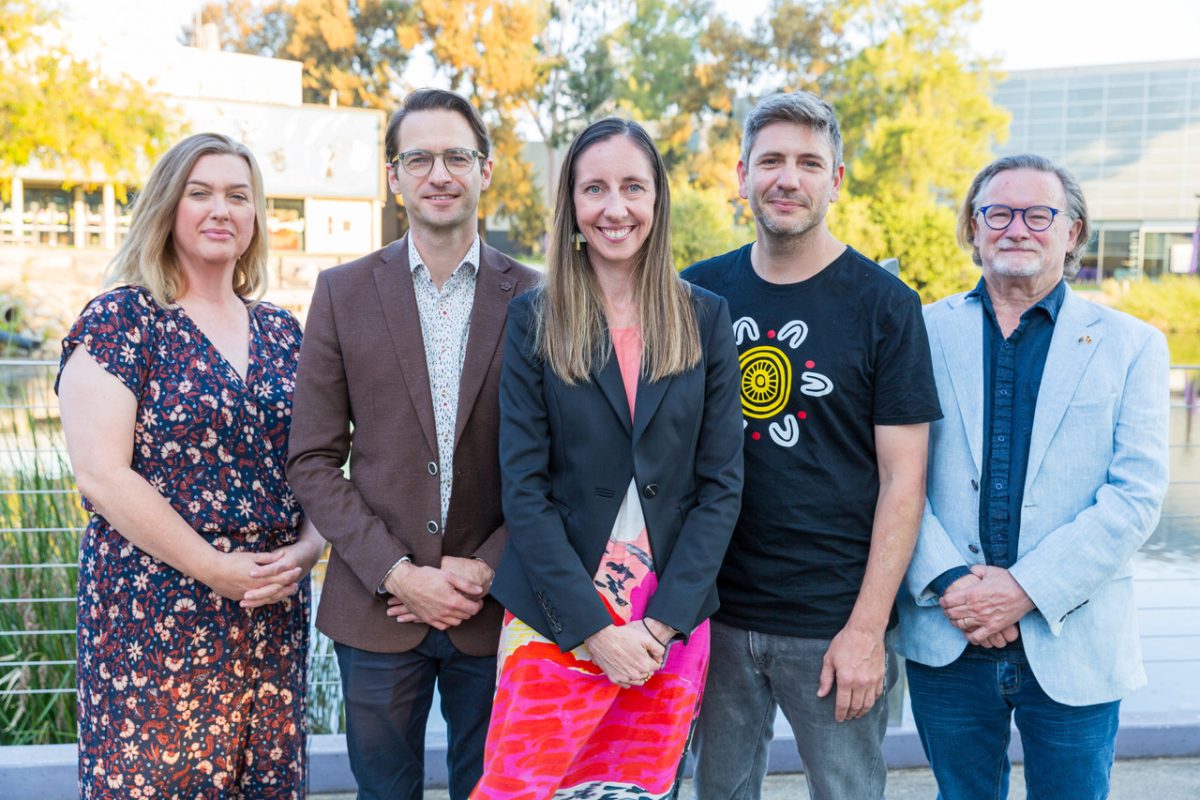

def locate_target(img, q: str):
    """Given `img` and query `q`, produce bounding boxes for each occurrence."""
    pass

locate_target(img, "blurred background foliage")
[4,0,1008,292]
[174,0,1005,296]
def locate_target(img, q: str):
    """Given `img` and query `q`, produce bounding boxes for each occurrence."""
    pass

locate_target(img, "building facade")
[0,44,386,331]
[994,59,1200,282]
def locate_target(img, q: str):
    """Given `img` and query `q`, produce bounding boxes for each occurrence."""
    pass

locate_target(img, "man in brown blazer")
[287,89,539,800]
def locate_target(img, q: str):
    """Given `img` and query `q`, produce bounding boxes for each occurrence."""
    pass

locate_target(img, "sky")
[61,0,1200,76]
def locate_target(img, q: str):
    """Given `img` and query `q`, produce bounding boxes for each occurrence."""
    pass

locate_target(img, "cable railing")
[1,361,1198,744]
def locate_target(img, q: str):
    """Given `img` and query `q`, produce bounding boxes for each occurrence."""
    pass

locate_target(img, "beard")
[986,244,1050,278]
[748,190,828,240]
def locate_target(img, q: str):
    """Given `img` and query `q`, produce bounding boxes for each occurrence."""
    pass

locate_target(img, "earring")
[574,232,586,251]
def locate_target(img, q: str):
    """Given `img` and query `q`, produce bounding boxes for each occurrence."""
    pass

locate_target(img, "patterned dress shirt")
[408,234,480,530]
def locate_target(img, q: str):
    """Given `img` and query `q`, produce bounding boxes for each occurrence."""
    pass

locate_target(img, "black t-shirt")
[682,244,942,638]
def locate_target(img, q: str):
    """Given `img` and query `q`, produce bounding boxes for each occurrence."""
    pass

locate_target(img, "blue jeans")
[692,620,897,800]
[335,631,496,800]
[906,653,1121,800]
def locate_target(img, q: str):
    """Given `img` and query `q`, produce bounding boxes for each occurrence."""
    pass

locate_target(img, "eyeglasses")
[388,148,485,177]
[976,204,1063,232]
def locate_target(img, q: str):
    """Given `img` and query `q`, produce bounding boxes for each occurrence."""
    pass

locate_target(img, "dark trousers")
[335,631,497,800]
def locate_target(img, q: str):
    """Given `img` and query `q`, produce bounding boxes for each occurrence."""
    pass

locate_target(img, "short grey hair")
[741,91,844,168]
[957,153,1091,278]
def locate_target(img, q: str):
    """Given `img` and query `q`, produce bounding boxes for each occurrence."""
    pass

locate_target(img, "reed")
[0,362,347,744]
[0,365,82,744]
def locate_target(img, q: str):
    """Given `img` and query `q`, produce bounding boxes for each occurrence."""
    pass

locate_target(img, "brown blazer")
[286,236,540,656]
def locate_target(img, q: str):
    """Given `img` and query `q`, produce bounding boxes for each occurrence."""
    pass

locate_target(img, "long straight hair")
[536,118,699,384]
[106,132,269,306]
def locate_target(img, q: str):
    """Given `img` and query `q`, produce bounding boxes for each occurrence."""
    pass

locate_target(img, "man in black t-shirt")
[683,92,941,800]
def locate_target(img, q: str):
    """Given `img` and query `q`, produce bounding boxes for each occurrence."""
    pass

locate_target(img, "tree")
[1,0,172,185]
[825,0,1006,298]
[833,0,1009,203]
[829,193,976,302]
[520,0,620,196]
[669,180,752,271]
[400,0,550,248]
[185,0,415,110]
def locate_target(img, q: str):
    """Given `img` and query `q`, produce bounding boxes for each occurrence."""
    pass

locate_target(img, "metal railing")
[1,361,1198,744]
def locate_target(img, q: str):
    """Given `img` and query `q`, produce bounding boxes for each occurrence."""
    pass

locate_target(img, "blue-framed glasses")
[976,204,1063,232]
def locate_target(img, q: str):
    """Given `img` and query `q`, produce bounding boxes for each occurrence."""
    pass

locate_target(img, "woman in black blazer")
[471,119,743,799]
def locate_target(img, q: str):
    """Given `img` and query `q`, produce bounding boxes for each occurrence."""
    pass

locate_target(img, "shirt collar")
[408,234,481,278]
[970,276,1067,323]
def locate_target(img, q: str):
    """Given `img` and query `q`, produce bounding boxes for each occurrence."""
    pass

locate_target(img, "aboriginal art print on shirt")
[732,315,833,449]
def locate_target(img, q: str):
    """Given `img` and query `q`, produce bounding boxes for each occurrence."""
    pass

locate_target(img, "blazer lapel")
[632,374,671,444]
[1025,288,1102,487]
[454,246,515,447]
[593,342,633,435]
[939,294,985,475]
[372,235,438,456]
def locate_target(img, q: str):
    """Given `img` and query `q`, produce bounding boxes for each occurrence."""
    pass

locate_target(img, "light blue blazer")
[896,285,1170,706]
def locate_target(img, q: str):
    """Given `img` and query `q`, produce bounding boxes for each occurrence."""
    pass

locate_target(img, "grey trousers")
[691,619,897,800]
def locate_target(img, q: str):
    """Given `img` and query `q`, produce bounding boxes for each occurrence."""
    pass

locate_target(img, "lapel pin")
[1078,335,1093,344]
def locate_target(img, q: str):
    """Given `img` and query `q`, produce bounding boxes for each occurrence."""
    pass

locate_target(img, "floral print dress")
[58,286,309,799]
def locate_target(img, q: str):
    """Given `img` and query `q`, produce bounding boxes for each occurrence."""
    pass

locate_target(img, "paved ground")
[313,756,1200,799]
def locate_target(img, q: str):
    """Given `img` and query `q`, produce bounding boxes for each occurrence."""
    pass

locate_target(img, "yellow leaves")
[1,0,172,178]
[415,0,547,106]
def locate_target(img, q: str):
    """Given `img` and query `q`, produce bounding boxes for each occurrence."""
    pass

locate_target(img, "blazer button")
[642,483,658,499]
[426,520,440,535]
[427,461,438,476]
[968,544,980,554]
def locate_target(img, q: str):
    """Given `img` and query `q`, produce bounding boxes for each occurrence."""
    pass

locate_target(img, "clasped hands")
[204,531,325,609]
[585,618,675,689]
[939,564,1034,648]
[384,556,494,630]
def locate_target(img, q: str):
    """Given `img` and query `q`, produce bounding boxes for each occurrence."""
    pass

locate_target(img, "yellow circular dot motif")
[739,345,792,419]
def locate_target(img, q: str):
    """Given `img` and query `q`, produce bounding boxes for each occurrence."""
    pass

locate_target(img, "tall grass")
[0,362,346,745]
[0,365,82,745]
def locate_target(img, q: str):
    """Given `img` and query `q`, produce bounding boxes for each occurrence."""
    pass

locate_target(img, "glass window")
[1068,102,1104,119]
[1148,71,1188,88]
[1029,118,1065,135]
[1099,228,1139,280]
[1147,98,1187,116]
[1031,88,1066,105]
[1148,80,1186,99]
[81,190,104,247]
[22,186,72,247]
[267,198,305,252]
[1107,83,1147,101]
[1106,118,1143,134]
[1067,118,1102,136]
[1141,232,1196,279]
[1075,230,1101,284]
[1107,99,1144,118]
[1068,86,1104,102]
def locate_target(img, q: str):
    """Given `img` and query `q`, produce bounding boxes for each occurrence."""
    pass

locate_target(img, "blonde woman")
[471,118,744,799]
[57,133,323,798]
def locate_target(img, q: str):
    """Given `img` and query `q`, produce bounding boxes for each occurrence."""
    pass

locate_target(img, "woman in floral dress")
[57,133,324,799]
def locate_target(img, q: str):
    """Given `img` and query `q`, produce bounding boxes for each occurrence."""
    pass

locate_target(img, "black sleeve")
[873,288,943,426]
[497,295,614,650]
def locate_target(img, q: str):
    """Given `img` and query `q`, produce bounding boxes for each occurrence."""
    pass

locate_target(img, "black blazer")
[491,285,744,651]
